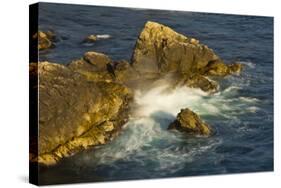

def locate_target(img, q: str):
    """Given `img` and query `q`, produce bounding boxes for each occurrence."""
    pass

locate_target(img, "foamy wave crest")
[134,85,220,117]
[96,34,111,39]
[76,79,257,171]
[238,61,256,69]
[76,115,221,172]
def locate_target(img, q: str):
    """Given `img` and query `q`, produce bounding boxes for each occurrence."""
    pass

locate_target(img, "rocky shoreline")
[30,21,242,165]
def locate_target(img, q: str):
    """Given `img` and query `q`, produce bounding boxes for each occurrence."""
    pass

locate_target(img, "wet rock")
[30,61,133,165]
[83,34,111,43]
[184,75,218,93]
[33,31,56,51]
[203,60,243,77]
[83,34,98,43]
[168,108,212,136]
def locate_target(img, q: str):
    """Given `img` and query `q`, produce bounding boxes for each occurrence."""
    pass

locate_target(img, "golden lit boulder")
[168,108,212,136]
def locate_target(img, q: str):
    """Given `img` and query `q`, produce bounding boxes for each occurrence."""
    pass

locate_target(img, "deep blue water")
[37,3,273,185]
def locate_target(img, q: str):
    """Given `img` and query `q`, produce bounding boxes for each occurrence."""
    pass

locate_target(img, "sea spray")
[73,71,261,173]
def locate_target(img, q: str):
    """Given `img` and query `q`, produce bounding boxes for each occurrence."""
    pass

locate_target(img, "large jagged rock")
[30,61,133,165]
[131,21,242,92]
[168,108,212,136]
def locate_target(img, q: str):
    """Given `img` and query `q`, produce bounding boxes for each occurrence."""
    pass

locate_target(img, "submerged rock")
[168,108,212,136]
[83,34,111,43]
[84,34,98,42]
[30,61,133,165]
[33,31,56,51]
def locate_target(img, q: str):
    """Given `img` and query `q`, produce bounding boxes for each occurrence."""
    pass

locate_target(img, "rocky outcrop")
[33,31,56,51]
[131,21,242,92]
[68,51,115,82]
[30,21,244,165]
[30,61,133,165]
[168,108,212,136]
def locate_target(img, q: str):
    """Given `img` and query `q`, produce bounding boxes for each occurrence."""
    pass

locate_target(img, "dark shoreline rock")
[168,108,212,136]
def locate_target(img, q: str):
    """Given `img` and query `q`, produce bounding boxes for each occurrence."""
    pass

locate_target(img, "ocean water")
[37,3,273,185]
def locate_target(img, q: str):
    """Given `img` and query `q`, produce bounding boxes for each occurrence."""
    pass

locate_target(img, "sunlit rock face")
[131,21,242,92]
[30,21,243,165]
[30,61,133,165]
[168,108,212,136]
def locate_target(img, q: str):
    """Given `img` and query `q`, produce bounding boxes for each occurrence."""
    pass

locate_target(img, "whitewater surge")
[75,72,260,174]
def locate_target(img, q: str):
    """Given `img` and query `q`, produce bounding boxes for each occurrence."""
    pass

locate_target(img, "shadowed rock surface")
[168,108,212,136]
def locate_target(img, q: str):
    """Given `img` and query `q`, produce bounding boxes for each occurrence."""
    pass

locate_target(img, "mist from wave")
[67,62,263,179]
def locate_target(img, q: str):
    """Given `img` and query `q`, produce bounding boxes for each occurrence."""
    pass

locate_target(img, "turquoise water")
[37,3,273,185]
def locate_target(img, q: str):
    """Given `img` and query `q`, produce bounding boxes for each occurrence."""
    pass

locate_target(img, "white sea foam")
[96,34,111,39]
[238,61,256,69]
[77,78,257,171]
[239,96,259,103]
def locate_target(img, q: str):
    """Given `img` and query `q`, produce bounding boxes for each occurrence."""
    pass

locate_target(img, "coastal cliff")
[30,21,242,165]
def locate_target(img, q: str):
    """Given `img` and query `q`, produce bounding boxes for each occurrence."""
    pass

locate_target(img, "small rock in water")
[168,108,212,136]
[33,30,56,50]
[83,34,111,43]
[84,34,98,42]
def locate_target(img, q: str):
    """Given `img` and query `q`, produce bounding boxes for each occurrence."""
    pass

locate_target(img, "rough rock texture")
[30,61,133,165]
[68,51,115,82]
[33,31,56,51]
[131,21,242,92]
[30,21,244,165]
[168,108,212,136]
[113,60,140,84]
